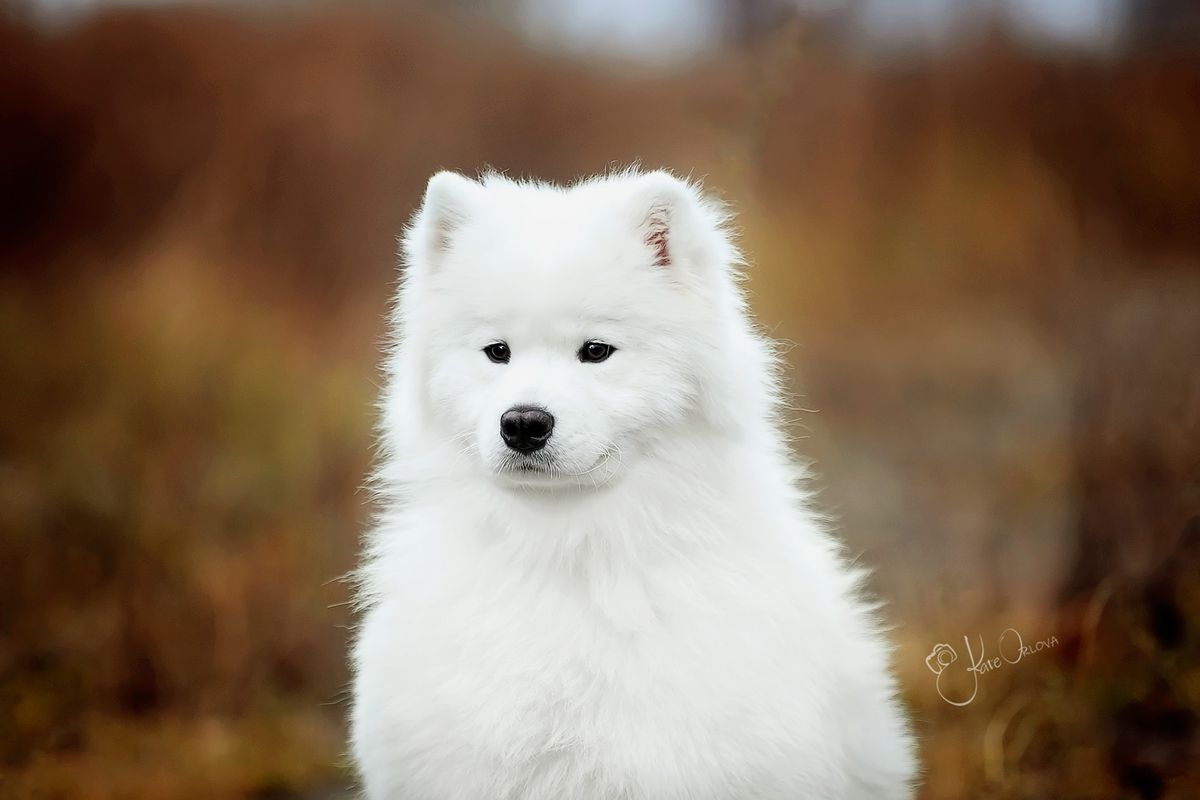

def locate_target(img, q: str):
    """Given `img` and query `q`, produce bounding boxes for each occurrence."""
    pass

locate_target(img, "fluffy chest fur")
[354,501,861,799]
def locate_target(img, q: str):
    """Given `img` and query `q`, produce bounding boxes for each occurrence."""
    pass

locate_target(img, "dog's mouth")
[494,449,620,488]
[497,454,553,478]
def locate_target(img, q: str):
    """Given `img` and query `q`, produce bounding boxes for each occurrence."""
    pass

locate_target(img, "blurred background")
[2,0,1199,797]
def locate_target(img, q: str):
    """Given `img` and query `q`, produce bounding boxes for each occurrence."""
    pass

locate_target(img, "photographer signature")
[925,628,1058,707]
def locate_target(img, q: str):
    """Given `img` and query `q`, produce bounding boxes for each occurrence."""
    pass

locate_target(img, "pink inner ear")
[431,226,454,255]
[646,224,670,268]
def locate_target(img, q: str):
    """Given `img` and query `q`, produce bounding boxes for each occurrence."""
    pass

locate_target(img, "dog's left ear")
[406,171,481,273]
[628,171,720,277]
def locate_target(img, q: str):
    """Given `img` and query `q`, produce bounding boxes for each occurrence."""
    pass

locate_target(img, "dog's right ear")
[406,171,481,272]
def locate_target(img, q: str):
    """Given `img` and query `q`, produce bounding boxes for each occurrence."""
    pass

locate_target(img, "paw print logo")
[925,643,957,676]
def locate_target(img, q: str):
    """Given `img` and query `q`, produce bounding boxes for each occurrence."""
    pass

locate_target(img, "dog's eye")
[578,341,614,363]
[483,342,511,364]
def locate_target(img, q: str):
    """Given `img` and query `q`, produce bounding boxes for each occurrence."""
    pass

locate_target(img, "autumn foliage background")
[2,1,1199,798]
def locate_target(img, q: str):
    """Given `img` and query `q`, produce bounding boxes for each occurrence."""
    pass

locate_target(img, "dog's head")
[392,170,750,490]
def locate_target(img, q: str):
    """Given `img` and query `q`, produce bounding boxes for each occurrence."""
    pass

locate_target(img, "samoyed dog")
[351,169,916,799]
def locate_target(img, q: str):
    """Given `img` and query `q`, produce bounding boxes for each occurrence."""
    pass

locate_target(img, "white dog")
[351,169,916,799]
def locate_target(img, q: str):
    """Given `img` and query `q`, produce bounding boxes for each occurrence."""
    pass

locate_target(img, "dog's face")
[400,171,735,489]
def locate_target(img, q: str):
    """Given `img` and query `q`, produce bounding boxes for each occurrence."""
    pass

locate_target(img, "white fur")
[351,169,917,799]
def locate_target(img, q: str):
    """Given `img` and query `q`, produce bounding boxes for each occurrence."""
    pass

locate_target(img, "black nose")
[500,406,555,453]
